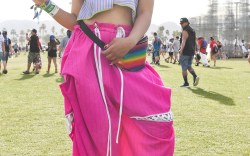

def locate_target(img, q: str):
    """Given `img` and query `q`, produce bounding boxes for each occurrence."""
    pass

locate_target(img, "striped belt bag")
[78,20,148,72]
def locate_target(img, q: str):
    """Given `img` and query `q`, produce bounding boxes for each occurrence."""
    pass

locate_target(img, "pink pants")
[60,22,175,156]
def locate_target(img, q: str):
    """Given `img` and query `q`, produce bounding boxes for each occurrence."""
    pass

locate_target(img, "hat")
[32,29,37,34]
[50,35,55,41]
[180,18,189,24]
[2,31,7,35]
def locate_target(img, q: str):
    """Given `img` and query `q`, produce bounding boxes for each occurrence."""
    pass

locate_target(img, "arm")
[2,40,5,53]
[33,0,83,30]
[26,33,31,41]
[128,0,154,45]
[103,0,154,64]
[179,31,188,56]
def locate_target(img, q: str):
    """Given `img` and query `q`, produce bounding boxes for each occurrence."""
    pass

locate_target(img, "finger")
[106,54,116,61]
[111,59,120,65]
[102,46,113,56]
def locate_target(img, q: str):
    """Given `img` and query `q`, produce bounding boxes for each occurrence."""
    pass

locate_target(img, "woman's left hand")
[102,37,136,64]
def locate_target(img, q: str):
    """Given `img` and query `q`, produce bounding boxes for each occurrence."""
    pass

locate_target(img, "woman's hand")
[33,0,47,6]
[102,37,136,64]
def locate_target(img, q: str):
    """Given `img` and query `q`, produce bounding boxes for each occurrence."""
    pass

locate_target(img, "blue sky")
[0,0,209,25]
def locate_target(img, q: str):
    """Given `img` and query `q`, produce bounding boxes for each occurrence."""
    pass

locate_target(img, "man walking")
[0,32,5,74]
[172,36,180,64]
[58,30,71,61]
[152,32,162,65]
[23,29,41,74]
[2,31,12,74]
[179,18,199,87]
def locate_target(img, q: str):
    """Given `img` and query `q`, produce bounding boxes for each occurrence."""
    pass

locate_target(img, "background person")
[23,29,41,74]
[47,35,60,73]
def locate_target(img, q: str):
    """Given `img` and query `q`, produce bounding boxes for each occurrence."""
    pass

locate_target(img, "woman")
[210,37,218,67]
[217,41,223,60]
[32,0,174,155]
[47,35,60,73]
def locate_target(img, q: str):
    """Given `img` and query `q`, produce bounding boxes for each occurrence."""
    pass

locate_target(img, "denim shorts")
[154,50,160,57]
[180,55,194,71]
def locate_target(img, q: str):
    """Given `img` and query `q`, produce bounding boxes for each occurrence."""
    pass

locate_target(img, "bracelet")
[40,0,59,17]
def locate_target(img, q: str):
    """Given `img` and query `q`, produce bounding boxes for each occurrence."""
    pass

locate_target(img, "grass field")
[0,52,250,156]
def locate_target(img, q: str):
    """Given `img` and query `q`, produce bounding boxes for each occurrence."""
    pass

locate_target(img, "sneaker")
[3,69,8,74]
[195,63,199,66]
[180,83,190,87]
[35,71,39,74]
[23,71,30,74]
[193,76,200,86]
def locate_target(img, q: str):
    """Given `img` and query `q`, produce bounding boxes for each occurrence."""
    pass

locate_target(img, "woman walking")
[47,35,60,73]
[32,0,174,155]
[210,37,219,67]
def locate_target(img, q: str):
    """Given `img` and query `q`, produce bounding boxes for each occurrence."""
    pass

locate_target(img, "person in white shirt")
[239,40,248,58]
[172,36,180,64]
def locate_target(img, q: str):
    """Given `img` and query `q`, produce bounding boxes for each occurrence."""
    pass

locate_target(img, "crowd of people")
[0,29,71,75]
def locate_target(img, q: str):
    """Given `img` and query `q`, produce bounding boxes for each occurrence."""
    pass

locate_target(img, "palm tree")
[39,23,46,37]
[10,29,17,40]
[19,30,26,47]
[51,26,56,35]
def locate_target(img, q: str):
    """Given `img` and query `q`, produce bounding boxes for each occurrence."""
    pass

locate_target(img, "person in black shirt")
[23,29,41,74]
[179,18,199,87]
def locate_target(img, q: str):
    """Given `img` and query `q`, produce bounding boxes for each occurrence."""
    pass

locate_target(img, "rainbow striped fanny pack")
[78,20,148,72]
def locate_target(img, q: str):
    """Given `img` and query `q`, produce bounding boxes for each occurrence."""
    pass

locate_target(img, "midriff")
[83,4,133,26]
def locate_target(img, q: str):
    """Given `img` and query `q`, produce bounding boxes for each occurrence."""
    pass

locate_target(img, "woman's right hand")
[33,0,47,6]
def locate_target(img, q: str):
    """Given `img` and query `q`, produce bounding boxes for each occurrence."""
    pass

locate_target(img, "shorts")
[2,52,9,62]
[154,50,160,57]
[28,52,40,64]
[180,55,194,71]
[169,52,173,56]
[0,52,3,61]
[14,49,18,53]
[48,50,57,58]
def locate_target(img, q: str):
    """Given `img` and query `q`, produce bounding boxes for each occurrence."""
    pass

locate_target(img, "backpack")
[201,40,207,49]
[213,44,218,53]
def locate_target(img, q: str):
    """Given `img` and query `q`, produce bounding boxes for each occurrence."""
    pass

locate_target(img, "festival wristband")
[40,0,59,17]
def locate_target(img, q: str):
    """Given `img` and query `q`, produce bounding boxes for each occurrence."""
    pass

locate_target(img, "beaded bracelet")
[39,0,59,17]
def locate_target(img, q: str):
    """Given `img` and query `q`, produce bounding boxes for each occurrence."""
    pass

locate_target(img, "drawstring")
[94,23,112,156]
[93,23,126,156]
[115,27,125,144]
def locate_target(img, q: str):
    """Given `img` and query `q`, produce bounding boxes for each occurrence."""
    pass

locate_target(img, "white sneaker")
[194,76,200,86]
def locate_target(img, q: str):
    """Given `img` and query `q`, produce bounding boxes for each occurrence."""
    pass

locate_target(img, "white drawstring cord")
[93,24,126,155]
[94,23,112,156]
[115,27,126,144]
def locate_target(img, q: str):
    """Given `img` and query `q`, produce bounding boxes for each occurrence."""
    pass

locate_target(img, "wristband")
[40,0,59,17]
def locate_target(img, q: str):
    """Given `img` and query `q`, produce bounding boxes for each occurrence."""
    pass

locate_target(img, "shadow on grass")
[210,66,233,70]
[188,87,235,106]
[42,73,55,78]
[15,74,36,80]
[56,77,64,83]
[157,64,170,69]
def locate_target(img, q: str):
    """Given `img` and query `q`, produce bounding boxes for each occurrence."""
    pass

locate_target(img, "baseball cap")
[180,18,190,24]
[32,29,37,34]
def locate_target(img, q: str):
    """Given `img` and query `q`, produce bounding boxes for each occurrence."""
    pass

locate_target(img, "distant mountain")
[0,20,65,35]
[146,21,181,36]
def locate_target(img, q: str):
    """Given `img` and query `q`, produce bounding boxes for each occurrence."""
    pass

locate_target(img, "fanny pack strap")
[78,20,106,50]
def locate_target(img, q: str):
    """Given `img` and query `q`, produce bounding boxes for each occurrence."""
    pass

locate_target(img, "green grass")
[0,53,250,156]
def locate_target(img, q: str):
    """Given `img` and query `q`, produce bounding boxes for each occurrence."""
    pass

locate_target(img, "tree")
[172,30,181,37]
[19,30,26,47]
[10,29,17,40]
[60,28,65,36]
[51,26,56,34]
[39,24,46,37]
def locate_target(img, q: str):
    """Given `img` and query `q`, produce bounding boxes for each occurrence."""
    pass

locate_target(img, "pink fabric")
[60,22,175,156]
